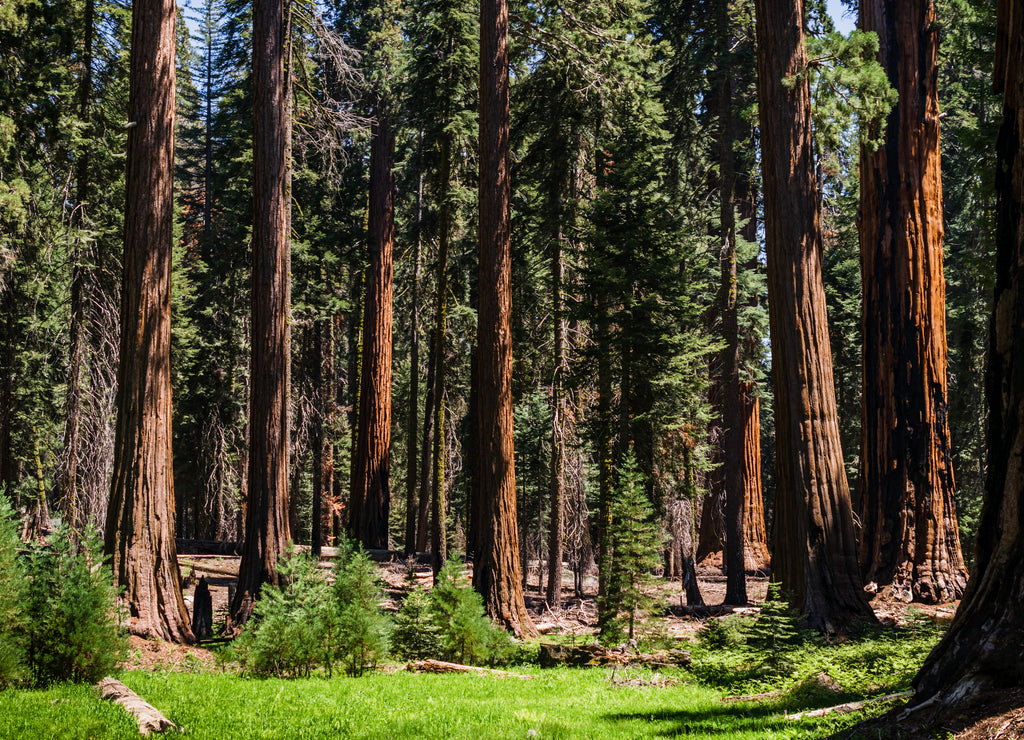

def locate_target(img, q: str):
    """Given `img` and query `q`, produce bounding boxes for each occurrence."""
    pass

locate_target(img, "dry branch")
[784,690,913,720]
[97,677,176,735]
[405,659,534,679]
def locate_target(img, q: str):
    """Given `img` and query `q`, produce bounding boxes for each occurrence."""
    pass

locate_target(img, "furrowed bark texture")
[858,0,967,604]
[474,0,535,638]
[104,0,193,643]
[741,384,769,570]
[351,112,395,550]
[754,0,874,633]
[230,0,291,628]
[914,0,1024,704]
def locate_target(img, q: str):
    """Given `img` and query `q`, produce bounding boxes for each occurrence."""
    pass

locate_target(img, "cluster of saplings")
[0,494,125,688]
[235,543,520,678]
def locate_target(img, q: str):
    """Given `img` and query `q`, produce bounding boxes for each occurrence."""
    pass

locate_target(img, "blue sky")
[827,0,857,34]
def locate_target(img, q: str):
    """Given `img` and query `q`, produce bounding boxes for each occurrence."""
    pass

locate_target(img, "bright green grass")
[0,619,943,739]
[0,665,903,740]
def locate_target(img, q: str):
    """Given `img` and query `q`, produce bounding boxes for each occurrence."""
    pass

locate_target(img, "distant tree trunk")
[754,0,874,633]
[405,167,423,555]
[595,307,616,628]
[913,2,1024,703]
[311,317,334,557]
[546,226,565,607]
[61,0,94,532]
[104,0,193,643]
[416,335,436,553]
[858,0,968,605]
[431,131,452,576]
[351,109,395,551]
[740,384,769,570]
[229,0,292,630]
[473,0,535,637]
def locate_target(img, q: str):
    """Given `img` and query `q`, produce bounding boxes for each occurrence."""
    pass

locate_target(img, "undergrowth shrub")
[0,492,26,687]
[391,575,442,661]
[23,524,125,685]
[236,549,332,678]
[328,539,390,676]
[697,615,745,650]
[430,558,513,666]
[743,582,802,674]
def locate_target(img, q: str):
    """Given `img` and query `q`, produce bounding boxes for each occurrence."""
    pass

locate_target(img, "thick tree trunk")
[913,0,1024,704]
[473,0,535,637]
[229,0,292,629]
[754,0,874,633]
[858,0,967,605]
[351,111,395,551]
[104,0,193,643]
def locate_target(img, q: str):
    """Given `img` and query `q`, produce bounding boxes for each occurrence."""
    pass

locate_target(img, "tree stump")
[191,576,212,641]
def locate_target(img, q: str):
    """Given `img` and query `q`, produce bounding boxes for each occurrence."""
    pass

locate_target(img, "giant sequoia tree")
[913,0,1024,704]
[229,0,291,629]
[754,0,874,633]
[472,0,535,638]
[104,0,193,643]
[858,0,968,605]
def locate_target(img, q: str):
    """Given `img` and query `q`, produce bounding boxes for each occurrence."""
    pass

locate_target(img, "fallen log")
[538,643,691,669]
[784,690,913,721]
[405,659,534,679]
[178,559,239,578]
[97,677,176,736]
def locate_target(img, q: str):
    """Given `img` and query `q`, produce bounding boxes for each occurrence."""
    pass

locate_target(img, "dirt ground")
[130,554,1009,740]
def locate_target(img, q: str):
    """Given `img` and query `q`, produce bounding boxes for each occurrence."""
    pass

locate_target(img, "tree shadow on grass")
[603,701,803,737]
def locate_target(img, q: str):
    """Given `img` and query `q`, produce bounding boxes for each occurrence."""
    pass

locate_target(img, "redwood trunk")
[104,0,193,643]
[473,0,535,637]
[914,0,1024,702]
[230,0,291,629]
[754,0,874,633]
[858,0,967,604]
[740,384,769,570]
[351,111,395,550]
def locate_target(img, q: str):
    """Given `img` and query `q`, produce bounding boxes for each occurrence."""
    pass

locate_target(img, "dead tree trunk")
[473,0,535,638]
[104,0,193,643]
[858,0,968,604]
[913,1,1024,703]
[754,0,875,634]
[229,0,292,629]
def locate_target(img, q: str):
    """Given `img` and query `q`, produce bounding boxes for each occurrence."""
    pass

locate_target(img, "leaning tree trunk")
[351,109,395,551]
[473,0,535,638]
[858,0,967,605]
[914,0,1024,703]
[104,0,193,643]
[229,0,291,630]
[754,0,875,634]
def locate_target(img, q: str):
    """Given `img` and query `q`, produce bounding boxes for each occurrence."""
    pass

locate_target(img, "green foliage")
[743,582,802,674]
[22,524,125,686]
[391,581,442,661]
[601,453,665,643]
[328,539,390,676]
[0,491,26,687]
[236,549,333,678]
[697,616,746,651]
[429,558,511,666]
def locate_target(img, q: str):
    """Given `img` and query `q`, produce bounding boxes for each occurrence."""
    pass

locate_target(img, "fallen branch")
[97,677,176,736]
[785,690,913,721]
[405,659,534,679]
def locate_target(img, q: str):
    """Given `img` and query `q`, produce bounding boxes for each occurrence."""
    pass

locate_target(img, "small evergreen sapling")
[602,453,664,642]
[329,539,390,676]
[0,491,26,686]
[23,524,125,685]
[429,558,511,666]
[745,581,802,674]
[236,549,332,678]
[391,564,442,661]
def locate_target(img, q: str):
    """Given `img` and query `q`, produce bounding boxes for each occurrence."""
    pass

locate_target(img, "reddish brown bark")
[740,385,769,571]
[229,0,291,629]
[913,0,1024,703]
[754,0,874,633]
[473,0,535,638]
[857,0,967,605]
[351,112,395,551]
[104,0,193,643]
